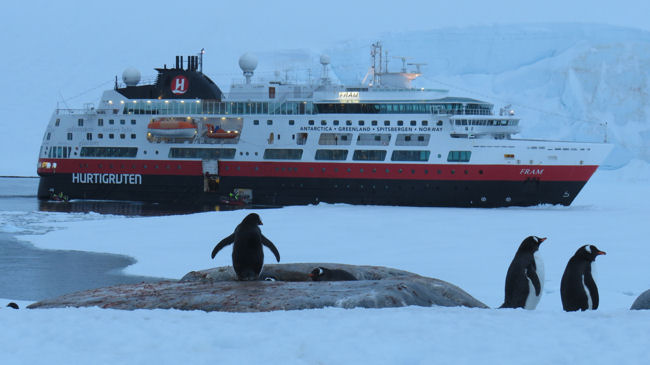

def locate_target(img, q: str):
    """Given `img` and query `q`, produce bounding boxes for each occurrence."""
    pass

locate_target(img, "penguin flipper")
[584,274,599,309]
[211,233,235,259]
[526,264,541,296]
[261,234,281,262]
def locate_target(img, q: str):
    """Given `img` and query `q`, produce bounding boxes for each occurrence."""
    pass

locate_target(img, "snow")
[1,162,649,363]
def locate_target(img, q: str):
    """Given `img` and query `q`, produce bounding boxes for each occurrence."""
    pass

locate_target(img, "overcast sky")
[1,0,649,175]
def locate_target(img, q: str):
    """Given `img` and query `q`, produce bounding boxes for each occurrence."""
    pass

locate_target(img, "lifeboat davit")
[147,119,197,138]
[205,124,239,139]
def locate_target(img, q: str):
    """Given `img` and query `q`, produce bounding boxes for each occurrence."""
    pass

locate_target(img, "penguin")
[309,267,357,281]
[560,244,606,311]
[211,213,281,281]
[6,302,19,309]
[500,236,546,309]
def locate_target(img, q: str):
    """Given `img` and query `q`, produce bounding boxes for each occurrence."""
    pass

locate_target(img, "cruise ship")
[36,43,612,207]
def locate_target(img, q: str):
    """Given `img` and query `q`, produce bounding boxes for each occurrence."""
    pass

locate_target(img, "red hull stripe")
[37,159,598,182]
[220,161,597,182]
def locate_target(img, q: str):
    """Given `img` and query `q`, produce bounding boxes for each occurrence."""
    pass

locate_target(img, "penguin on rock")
[211,213,281,281]
[309,267,357,281]
[500,236,546,309]
[560,244,606,311]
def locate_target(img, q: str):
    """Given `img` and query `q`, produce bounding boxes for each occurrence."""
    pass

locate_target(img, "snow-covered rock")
[28,264,487,311]
[630,289,650,310]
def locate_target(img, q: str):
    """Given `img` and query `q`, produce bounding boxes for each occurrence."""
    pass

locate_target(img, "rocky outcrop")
[28,263,487,312]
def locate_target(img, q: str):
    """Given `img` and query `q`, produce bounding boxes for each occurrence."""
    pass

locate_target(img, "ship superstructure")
[37,44,612,207]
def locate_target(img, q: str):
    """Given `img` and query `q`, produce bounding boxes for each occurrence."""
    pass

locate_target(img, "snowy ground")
[2,162,650,364]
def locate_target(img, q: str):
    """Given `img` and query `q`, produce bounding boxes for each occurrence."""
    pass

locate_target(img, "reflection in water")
[0,232,164,301]
[0,177,271,301]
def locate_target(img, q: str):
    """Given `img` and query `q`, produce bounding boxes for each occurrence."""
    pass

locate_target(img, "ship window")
[289,120,295,125]
[357,133,390,146]
[55,119,60,126]
[67,132,73,140]
[109,133,114,139]
[131,134,136,139]
[267,120,272,125]
[346,120,352,126]
[263,149,303,160]
[46,133,51,140]
[98,134,103,139]
[410,120,416,126]
[109,119,115,125]
[80,147,138,158]
[352,150,387,161]
[318,133,352,145]
[397,120,404,126]
[333,120,339,126]
[396,134,429,146]
[78,118,83,126]
[309,120,314,125]
[422,120,428,126]
[120,133,125,139]
[315,149,348,160]
[447,150,472,162]
[297,133,308,145]
[120,119,126,125]
[254,120,259,125]
[384,120,390,126]
[131,119,136,125]
[371,120,377,126]
[358,120,365,126]
[391,150,430,161]
[437,120,443,126]
[168,148,235,159]
[321,120,327,125]
[98,119,104,126]
[86,133,92,141]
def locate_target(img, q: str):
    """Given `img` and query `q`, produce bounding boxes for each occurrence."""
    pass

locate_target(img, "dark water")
[0,176,224,301]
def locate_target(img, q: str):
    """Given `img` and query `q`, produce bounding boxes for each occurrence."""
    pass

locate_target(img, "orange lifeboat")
[147,119,197,138]
[205,124,239,139]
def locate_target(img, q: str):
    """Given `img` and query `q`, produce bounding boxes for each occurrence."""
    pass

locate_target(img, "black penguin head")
[6,302,19,309]
[518,236,547,253]
[309,267,327,281]
[242,213,263,226]
[576,244,606,261]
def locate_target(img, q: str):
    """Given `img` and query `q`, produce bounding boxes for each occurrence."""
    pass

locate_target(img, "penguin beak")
[539,237,547,243]
[597,250,606,255]
[308,273,315,277]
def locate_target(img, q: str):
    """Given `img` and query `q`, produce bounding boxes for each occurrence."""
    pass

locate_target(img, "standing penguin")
[500,236,546,309]
[560,244,606,311]
[211,213,281,281]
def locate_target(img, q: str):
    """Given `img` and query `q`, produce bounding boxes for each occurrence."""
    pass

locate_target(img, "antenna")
[393,56,413,72]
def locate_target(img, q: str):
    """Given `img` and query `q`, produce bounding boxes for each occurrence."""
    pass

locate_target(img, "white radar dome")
[122,67,141,87]
[238,53,258,72]
[320,54,331,65]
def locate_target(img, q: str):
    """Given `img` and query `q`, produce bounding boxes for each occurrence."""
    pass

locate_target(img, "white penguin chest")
[524,253,545,310]
[582,262,597,310]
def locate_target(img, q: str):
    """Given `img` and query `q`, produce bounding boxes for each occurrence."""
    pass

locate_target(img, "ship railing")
[55,108,118,115]
[432,108,493,116]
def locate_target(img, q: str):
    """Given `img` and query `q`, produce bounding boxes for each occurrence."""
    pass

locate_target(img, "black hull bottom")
[38,174,586,208]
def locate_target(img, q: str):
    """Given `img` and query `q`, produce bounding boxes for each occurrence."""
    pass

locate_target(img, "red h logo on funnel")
[171,75,188,95]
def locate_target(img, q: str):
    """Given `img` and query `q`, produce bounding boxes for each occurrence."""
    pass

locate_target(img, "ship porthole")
[481,196,487,202]
[505,196,512,202]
